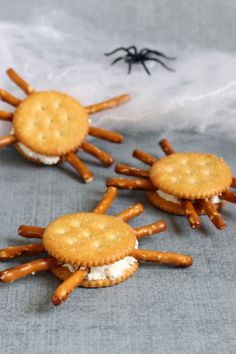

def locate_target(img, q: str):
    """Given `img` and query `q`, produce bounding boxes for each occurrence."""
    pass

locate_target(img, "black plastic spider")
[105,45,176,75]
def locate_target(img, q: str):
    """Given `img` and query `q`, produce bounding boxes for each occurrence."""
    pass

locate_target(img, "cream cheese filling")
[17,142,60,165]
[156,190,221,205]
[63,240,138,281]
[11,128,60,165]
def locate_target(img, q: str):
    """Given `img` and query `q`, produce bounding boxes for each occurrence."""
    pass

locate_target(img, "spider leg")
[0,111,13,121]
[105,46,138,56]
[130,249,192,267]
[128,61,132,74]
[115,163,149,178]
[146,58,175,72]
[0,135,17,149]
[145,49,176,60]
[0,257,58,283]
[106,177,155,191]
[196,200,226,230]
[85,94,130,115]
[93,187,118,214]
[18,225,45,239]
[65,152,94,183]
[231,177,236,188]
[0,89,21,107]
[89,127,123,143]
[52,268,89,306]
[139,48,149,56]
[181,200,201,229]
[7,68,34,95]
[159,139,176,155]
[116,203,144,222]
[81,142,114,166]
[134,220,167,239]
[140,60,151,75]
[133,149,157,166]
[220,190,236,204]
[127,46,138,55]
[0,243,44,261]
[105,47,131,56]
[111,57,124,66]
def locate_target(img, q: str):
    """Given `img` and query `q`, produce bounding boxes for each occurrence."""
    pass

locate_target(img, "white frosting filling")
[156,190,221,204]
[63,240,138,281]
[157,190,181,204]
[11,128,60,165]
[210,195,221,204]
[17,142,60,165]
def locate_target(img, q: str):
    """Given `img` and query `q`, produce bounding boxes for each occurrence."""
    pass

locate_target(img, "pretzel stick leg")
[197,199,226,230]
[18,225,45,239]
[81,142,114,166]
[131,249,192,267]
[0,243,44,261]
[85,94,130,115]
[220,190,236,203]
[181,200,202,229]
[52,269,88,306]
[0,135,17,149]
[93,187,118,213]
[66,152,93,183]
[0,111,13,121]
[89,126,123,143]
[230,177,236,188]
[116,203,144,222]
[7,68,34,95]
[0,89,21,107]
[134,220,167,239]
[0,257,58,283]
[159,139,176,155]
[107,178,155,191]
[133,149,157,166]
[115,163,149,178]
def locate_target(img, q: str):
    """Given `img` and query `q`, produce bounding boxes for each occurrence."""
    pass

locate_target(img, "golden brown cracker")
[147,191,224,216]
[43,213,136,267]
[13,91,89,156]
[149,152,232,199]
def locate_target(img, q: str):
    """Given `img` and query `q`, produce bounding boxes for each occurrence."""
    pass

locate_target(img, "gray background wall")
[0,0,236,50]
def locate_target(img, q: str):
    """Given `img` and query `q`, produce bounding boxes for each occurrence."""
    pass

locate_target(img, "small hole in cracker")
[91,241,101,248]
[165,166,174,173]
[170,176,177,183]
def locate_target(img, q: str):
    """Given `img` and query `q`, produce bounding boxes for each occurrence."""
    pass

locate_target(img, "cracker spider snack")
[107,139,236,230]
[0,187,192,306]
[0,68,130,182]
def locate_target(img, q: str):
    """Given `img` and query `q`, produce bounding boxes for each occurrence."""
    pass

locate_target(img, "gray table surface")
[0,132,235,354]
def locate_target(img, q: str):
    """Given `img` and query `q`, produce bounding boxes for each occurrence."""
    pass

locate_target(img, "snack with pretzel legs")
[0,187,192,306]
[0,68,130,183]
[107,139,236,230]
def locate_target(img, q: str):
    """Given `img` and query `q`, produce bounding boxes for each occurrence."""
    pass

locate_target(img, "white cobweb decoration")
[0,12,236,141]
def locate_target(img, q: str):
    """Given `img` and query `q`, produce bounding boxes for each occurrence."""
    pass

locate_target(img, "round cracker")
[43,212,136,267]
[149,153,232,199]
[51,262,138,288]
[147,191,225,215]
[13,91,89,156]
